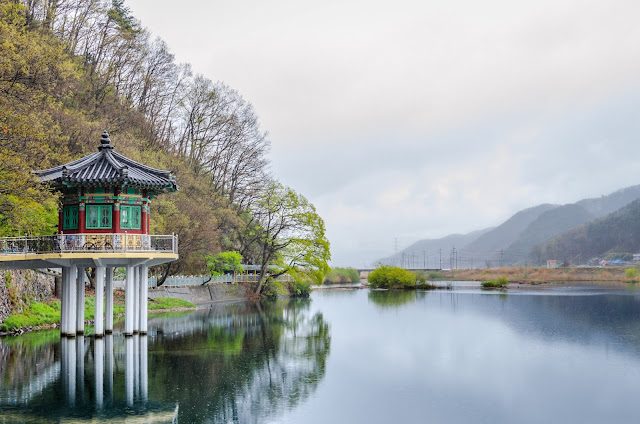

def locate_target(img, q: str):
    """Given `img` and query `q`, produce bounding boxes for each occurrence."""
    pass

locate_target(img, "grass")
[1,295,194,332]
[148,297,196,310]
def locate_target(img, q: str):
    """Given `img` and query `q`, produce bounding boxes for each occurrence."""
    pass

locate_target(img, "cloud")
[125,0,640,265]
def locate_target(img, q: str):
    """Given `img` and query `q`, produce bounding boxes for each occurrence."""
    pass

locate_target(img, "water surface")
[2,285,640,423]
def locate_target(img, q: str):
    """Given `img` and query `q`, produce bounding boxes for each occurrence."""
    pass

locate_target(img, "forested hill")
[379,184,640,267]
[541,199,640,264]
[0,1,329,282]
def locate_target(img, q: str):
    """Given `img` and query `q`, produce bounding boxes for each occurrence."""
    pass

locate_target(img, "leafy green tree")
[206,251,244,277]
[248,181,330,295]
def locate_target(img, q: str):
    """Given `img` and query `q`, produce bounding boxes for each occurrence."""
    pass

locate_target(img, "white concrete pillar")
[95,267,105,337]
[140,335,148,402]
[105,334,114,402]
[65,337,76,405]
[105,267,114,333]
[125,265,134,336]
[76,268,85,335]
[76,336,85,403]
[125,336,134,406]
[133,266,140,333]
[134,334,139,398]
[139,265,148,334]
[95,338,104,410]
[68,264,77,337]
[61,267,69,336]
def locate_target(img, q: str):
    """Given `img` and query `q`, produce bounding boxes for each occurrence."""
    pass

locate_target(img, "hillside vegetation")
[0,1,329,293]
[541,199,640,264]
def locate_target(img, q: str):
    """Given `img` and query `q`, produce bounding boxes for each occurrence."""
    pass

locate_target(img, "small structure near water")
[0,131,179,337]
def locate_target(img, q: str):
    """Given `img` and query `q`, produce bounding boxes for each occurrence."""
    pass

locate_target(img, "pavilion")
[0,131,179,337]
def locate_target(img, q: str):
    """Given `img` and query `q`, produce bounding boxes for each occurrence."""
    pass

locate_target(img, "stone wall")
[148,283,251,305]
[0,270,55,323]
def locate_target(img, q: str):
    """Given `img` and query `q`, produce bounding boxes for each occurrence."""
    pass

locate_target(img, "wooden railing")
[0,233,178,255]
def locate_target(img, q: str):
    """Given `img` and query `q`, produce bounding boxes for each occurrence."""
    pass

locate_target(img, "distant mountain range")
[378,184,640,267]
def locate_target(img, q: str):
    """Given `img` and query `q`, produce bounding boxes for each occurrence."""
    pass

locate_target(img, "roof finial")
[99,130,113,150]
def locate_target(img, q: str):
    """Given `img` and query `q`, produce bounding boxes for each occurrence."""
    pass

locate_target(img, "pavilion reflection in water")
[1,335,177,423]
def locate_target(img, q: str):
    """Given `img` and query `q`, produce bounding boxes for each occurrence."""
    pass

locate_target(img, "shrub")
[288,279,312,297]
[481,276,509,288]
[625,268,639,282]
[368,265,416,289]
[323,267,360,284]
[427,271,446,280]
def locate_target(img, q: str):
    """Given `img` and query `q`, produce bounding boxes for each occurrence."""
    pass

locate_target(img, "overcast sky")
[126,0,640,267]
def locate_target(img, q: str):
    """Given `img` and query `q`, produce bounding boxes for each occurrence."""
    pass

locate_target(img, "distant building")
[633,253,640,262]
[546,260,557,269]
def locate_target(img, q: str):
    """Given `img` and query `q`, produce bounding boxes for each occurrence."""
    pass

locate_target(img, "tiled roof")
[33,131,178,192]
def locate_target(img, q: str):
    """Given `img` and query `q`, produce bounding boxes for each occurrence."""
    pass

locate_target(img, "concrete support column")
[95,338,104,410]
[140,335,148,402]
[133,266,140,333]
[95,267,105,337]
[105,334,114,402]
[61,267,69,336]
[125,336,134,406]
[76,336,85,403]
[105,267,114,333]
[65,338,77,405]
[68,264,77,337]
[125,265,134,336]
[139,265,148,334]
[76,268,85,335]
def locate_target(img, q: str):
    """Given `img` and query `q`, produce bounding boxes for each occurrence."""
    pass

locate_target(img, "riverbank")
[434,266,631,284]
[0,292,197,335]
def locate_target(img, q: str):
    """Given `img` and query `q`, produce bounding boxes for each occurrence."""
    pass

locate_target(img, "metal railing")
[0,233,178,255]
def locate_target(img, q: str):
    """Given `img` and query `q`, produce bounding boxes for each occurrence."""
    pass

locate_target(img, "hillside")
[541,199,640,264]
[462,204,559,258]
[504,204,595,265]
[576,185,640,218]
[377,228,492,267]
[379,184,640,268]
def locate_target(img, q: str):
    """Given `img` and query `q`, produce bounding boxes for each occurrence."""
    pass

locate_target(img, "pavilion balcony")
[0,233,178,255]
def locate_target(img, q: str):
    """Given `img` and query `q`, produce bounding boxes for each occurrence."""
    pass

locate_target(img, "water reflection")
[0,298,330,423]
[368,289,418,308]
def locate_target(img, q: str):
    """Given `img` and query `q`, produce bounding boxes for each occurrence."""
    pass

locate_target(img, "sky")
[125,0,640,267]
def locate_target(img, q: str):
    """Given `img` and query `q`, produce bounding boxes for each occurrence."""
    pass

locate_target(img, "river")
[2,283,640,423]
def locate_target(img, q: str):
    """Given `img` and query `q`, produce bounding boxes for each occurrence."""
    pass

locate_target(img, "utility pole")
[439,249,442,270]
[500,249,504,268]
[394,238,398,265]
[423,251,426,268]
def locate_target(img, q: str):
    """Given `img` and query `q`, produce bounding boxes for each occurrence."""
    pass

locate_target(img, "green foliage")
[1,301,59,331]
[148,297,196,310]
[368,265,416,289]
[253,182,331,295]
[625,267,639,282]
[323,267,360,284]
[481,276,509,288]
[288,279,312,297]
[414,270,427,284]
[206,251,244,277]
